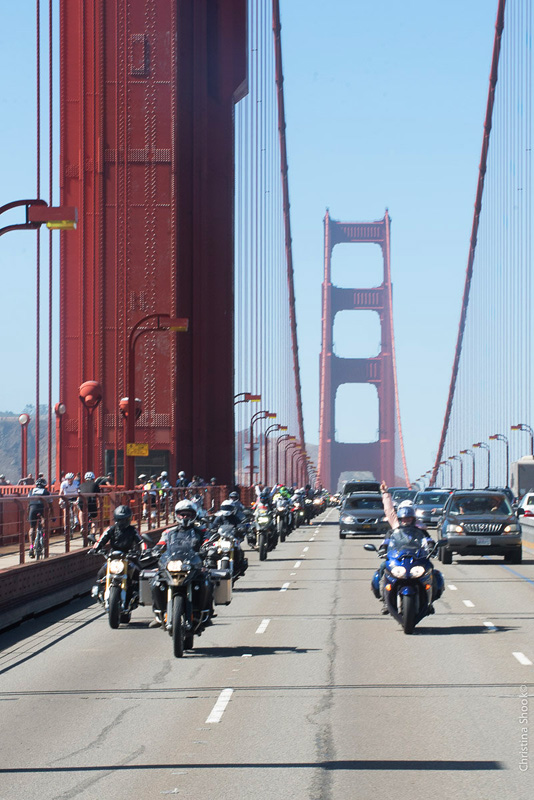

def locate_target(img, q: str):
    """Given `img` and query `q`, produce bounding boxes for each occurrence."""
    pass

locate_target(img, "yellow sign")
[46,220,77,230]
[126,443,149,457]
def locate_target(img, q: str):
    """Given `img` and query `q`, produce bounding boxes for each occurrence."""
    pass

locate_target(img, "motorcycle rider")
[149,500,210,627]
[90,505,144,598]
[373,504,440,615]
[208,499,248,577]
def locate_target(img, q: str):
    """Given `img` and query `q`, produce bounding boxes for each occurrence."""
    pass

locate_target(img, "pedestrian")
[176,471,187,487]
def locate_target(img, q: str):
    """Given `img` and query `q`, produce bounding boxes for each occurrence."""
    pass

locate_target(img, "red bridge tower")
[318,211,407,491]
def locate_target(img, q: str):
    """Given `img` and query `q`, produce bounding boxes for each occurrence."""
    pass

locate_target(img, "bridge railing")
[0,485,256,566]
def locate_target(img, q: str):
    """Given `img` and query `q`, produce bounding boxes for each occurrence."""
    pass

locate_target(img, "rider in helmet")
[77,471,100,536]
[211,499,241,530]
[27,477,52,557]
[90,505,144,596]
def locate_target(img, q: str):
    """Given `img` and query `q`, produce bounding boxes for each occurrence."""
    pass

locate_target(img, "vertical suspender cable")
[431,0,506,484]
[47,0,53,485]
[35,0,41,479]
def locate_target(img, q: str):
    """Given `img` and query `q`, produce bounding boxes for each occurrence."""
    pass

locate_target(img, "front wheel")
[401,594,416,635]
[172,595,185,658]
[259,532,267,561]
[108,585,121,629]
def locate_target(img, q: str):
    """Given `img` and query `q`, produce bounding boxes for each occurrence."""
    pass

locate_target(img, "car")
[413,489,452,527]
[437,490,522,564]
[342,480,381,496]
[518,492,534,517]
[389,487,417,505]
[339,493,388,539]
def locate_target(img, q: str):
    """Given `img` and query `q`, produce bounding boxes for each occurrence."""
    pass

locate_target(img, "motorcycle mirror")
[363,543,377,551]
[141,532,155,545]
[87,533,96,544]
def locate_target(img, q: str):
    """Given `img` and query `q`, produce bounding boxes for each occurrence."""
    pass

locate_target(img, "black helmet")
[259,488,270,501]
[229,491,239,501]
[36,478,47,488]
[114,504,133,530]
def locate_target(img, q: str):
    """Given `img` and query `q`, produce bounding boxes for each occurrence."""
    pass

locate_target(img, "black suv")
[437,490,522,564]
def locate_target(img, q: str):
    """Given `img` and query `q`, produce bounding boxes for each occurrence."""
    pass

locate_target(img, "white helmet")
[178,471,185,478]
[398,500,415,511]
[175,499,197,526]
[65,472,74,480]
[160,471,168,478]
[84,471,95,480]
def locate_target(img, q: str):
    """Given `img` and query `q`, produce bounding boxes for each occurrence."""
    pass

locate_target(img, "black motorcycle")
[248,502,278,561]
[147,529,215,657]
[203,522,248,584]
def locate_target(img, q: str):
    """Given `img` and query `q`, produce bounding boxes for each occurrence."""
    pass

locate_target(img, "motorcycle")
[248,503,278,561]
[291,495,306,528]
[145,528,217,657]
[90,534,155,628]
[274,496,292,542]
[365,534,446,634]
[203,521,248,585]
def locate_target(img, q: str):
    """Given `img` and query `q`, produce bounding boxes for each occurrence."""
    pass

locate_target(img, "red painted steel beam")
[59,1,246,484]
[430,0,506,486]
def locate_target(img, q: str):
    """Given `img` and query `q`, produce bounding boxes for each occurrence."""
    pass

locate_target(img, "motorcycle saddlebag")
[211,568,232,605]
[139,569,158,606]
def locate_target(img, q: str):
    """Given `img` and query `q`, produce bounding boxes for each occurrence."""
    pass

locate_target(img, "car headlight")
[167,559,183,571]
[503,523,520,534]
[410,565,425,578]
[341,514,354,524]
[444,524,464,534]
[415,509,424,516]
[390,565,406,578]
[109,559,125,574]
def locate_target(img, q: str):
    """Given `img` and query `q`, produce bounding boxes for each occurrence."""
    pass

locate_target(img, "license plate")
[361,524,373,530]
[476,536,491,545]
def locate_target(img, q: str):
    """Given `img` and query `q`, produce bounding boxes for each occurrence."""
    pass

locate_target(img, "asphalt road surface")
[0,508,533,799]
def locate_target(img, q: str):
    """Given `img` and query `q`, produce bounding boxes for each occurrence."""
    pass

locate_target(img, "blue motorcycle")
[365,531,446,634]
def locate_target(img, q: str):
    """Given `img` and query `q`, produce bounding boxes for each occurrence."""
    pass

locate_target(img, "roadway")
[0,508,533,799]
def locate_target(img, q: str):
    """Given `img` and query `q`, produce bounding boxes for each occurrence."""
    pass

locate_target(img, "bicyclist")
[59,472,79,537]
[77,471,101,537]
[27,477,51,558]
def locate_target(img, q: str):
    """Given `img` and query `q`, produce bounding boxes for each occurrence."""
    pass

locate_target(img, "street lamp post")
[249,410,276,487]
[460,449,475,489]
[234,392,261,406]
[291,446,303,487]
[511,423,534,457]
[79,381,103,475]
[54,403,66,486]
[473,442,491,486]
[440,460,453,485]
[276,434,295,484]
[264,424,287,486]
[284,441,299,486]
[489,433,509,487]
[126,314,188,489]
[449,455,463,488]
[18,414,31,479]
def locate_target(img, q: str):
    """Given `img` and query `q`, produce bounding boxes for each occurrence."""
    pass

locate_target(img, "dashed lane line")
[280,582,290,592]
[206,689,234,723]
[255,619,270,634]
[463,600,475,608]
[513,652,533,666]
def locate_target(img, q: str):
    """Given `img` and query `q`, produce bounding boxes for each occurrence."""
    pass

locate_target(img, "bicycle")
[33,514,45,560]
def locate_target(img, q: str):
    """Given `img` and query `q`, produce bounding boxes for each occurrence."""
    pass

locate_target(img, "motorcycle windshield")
[161,529,202,566]
[387,530,429,559]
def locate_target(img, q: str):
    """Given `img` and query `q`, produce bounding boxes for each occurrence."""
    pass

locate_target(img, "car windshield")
[449,495,511,515]
[525,495,534,506]
[415,492,449,506]
[391,489,416,502]
[344,497,382,510]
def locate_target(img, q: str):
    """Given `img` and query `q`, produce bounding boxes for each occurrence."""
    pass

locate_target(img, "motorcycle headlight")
[109,560,125,574]
[503,523,520,534]
[313,498,321,505]
[258,515,270,523]
[167,559,184,572]
[390,565,407,578]
[410,565,425,578]
[220,540,232,552]
[341,515,354,524]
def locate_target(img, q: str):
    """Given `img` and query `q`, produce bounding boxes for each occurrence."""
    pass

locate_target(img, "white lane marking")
[280,582,290,592]
[513,652,533,666]
[290,572,296,576]
[206,689,234,723]
[309,537,314,541]
[303,546,309,552]
[448,584,457,591]
[294,561,302,568]
[463,600,475,607]
[241,654,252,658]
[484,621,498,632]
[255,619,270,634]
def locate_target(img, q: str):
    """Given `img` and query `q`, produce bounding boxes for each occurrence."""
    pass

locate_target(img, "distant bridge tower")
[318,211,406,491]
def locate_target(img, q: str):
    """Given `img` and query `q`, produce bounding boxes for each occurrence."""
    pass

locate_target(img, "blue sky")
[0,1,498,482]
[280,0,498,479]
